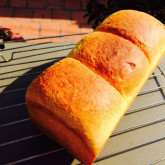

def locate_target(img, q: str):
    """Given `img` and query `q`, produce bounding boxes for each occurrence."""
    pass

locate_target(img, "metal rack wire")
[0,34,165,165]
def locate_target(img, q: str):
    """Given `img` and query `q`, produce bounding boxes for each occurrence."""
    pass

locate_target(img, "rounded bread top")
[96,10,165,63]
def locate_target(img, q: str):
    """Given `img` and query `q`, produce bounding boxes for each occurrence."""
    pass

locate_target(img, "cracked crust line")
[96,28,151,64]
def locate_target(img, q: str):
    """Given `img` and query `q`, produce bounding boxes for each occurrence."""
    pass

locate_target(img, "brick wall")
[0,0,93,42]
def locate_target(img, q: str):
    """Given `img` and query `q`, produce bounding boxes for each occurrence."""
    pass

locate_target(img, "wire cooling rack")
[0,34,165,165]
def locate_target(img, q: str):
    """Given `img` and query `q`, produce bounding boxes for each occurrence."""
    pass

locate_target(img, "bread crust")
[26,10,165,165]
[26,58,127,164]
[26,101,95,165]
[96,10,165,64]
[68,31,150,98]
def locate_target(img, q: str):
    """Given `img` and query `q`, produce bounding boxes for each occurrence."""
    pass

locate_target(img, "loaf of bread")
[26,10,165,165]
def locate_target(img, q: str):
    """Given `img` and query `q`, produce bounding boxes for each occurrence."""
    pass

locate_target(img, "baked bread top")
[96,10,165,64]
[68,31,150,98]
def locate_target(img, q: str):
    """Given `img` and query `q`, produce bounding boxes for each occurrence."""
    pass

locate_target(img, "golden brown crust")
[67,31,150,98]
[96,10,165,64]
[26,101,95,165]
[26,58,127,165]
[26,10,165,165]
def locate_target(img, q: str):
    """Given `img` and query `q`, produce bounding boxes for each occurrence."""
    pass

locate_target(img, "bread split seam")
[96,29,150,63]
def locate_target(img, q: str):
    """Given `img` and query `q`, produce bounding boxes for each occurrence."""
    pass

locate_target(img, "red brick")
[46,0,63,9]
[0,8,13,20]
[14,9,32,20]
[80,24,93,38]
[64,0,81,10]
[80,24,93,33]
[61,23,80,35]
[0,21,19,33]
[33,9,51,21]
[23,36,38,42]
[0,0,8,7]
[82,0,89,10]
[27,0,45,8]
[52,37,71,42]
[59,37,71,42]
[53,10,70,22]
[72,11,88,24]
[20,22,40,36]
[40,22,59,36]
[9,0,26,8]
[28,38,50,43]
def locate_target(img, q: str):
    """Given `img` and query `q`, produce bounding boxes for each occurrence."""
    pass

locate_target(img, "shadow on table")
[0,57,76,165]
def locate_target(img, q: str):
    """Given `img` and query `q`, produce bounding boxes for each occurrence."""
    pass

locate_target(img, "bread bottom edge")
[26,100,96,165]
